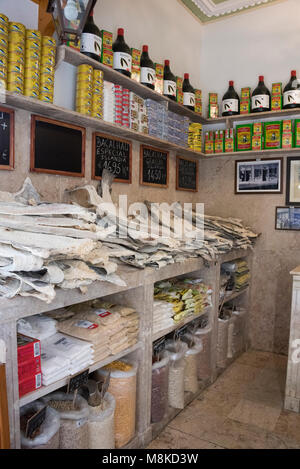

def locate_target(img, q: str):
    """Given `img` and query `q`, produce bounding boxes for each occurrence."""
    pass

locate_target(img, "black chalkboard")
[140,145,169,188]
[30,115,85,177]
[68,368,89,393]
[25,405,47,439]
[92,132,132,184]
[176,156,198,192]
[0,106,14,170]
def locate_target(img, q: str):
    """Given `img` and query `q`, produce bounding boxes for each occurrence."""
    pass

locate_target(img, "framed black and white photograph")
[275,207,300,231]
[235,158,283,194]
[286,157,300,206]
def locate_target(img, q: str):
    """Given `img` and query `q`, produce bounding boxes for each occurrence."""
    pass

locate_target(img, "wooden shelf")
[206,108,300,125]
[19,342,141,407]
[219,288,249,306]
[57,45,207,125]
[203,147,300,159]
[3,90,206,160]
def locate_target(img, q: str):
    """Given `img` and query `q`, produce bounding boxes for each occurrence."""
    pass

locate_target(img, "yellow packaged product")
[41,45,55,57]
[42,36,56,48]
[24,79,39,90]
[8,43,25,55]
[8,73,24,85]
[0,24,8,36]
[25,49,40,61]
[0,56,7,68]
[76,106,92,116]
[7,62,24,74]
[0,67,7,79]
[76,82,93,92]
[25,58,40,70]
[39,84,53,94]
[24,69,40,81]
[24,88,39,98]
[0,14,8,25]
[76,89,93,100]
[9,22,25,34]
[41,55,55,67]
[40,75,54,87]
[39,92,53,103]
[7,82,23,93]
[25,40,41,52]
[0,45,7,57]
[26,29,42,41]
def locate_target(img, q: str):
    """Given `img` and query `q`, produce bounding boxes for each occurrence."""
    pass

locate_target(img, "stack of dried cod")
[0,175,258,303]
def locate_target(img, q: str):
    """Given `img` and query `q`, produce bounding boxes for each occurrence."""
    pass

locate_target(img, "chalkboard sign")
[140,145,169,188]
[0,106,14,170]
[30,115,85,177]
[25,405,47,439]
[67,368,89,393]
[176,156,198,192]
[92,132,132,184]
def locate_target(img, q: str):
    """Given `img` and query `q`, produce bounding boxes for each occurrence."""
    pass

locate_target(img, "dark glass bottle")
[140,45,156,90]
[251,76,271,112]
[222,80,240,116]
[183,73,195,111]
[112,28,132,78]
[80,8,102,62]
[283,70,300,109]
[163,60,177,101]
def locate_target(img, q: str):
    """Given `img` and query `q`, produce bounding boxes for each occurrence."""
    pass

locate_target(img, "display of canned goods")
[8,74,24,85]
[76,90,93,100]
[76,107,92,116]
[77,71,93,81]
[42,36,56,47]
[93,86,103,95]
[7,62,24,74]
[39,92,53,103]
[76,97,92,106]
[0,55,7,67]
[25,57,40,69]
[40,84,54,93]
[25,49,40,61]
[0,24,8,36]
[0,35,8,48]
[7,82,23,93]
[92,111,103,119]
[25,69,40,81]
[9,22,26,34]
[24,88,39,98]
[0,46,7,57]
[76,83,93,92]
[41,55,55,67]
[77,64,93,74]
[40,75,54,86]
[25,40,42,51]
[0,14,9,25]
[0,67,7,79]
[26,29,42,41]
[40,65,54,75]
[24,79,39,90]
[41,46,56,57]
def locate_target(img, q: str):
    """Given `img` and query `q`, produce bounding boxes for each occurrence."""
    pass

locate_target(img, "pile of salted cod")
[0,174,258,303]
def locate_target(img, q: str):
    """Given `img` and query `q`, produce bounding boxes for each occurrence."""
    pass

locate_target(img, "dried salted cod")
[0,270,56,303]
[57,260,125,289]
[0,177,41,205]
[0,244,44,271]
[0,203,96,223]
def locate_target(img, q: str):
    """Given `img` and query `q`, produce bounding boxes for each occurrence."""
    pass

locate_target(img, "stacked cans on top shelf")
[76,64,104,118]
[7,21,26,94]
[114,85,130,127]
[0,14,8,91]
[39,35,56,103]
[24,29,42,98]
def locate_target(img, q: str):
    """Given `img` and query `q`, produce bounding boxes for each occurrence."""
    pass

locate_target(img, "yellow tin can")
[24,78,40,90]
[0,45,7,57]
[42,36,56,48]
[0,35,8,48]
[39,92,53,103]
[8,31,25,43]
[76,80,93,90]
[8,62,24,74]
[25,40,42,51]
[0,24,8,36]
[24,88,39,98]
[8,44,25,56]
[40,83,54,94]
[7,81,23,93]
[93,85,103,95]
[77,75,93,85]
[9,22,26,34]
[25,57,40,69]
[41,55,55,67]
[93,69,103,79]
[0,14,9,25]
[7,73,24,84]
[8,53,24,65]
[40,74,54,86]
[77,64,93,74]
[0,66,7,79]
[25,69,40,81]
[76,96,92,106]
[40,65,54,75]
[93,78,104,87]
[26,29,42,41]
[76,90,93,100]
[41,45,56,57]
[76,106,92,116]
[0,55,7,67]
[25,49,40,61]
[92,111,103,119]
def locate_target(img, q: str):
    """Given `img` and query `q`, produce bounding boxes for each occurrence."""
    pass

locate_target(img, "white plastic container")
[165,340,188,409]
[194,325,212,380]
[88,391,116,449]
[20,400,60,449]
[151,354,170,423]
[182,333,203,394]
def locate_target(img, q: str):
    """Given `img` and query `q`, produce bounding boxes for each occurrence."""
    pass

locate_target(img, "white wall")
[200,0,296,110]
[0,0,38,29]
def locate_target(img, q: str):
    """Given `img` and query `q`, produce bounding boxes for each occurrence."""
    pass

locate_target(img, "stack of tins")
[0,14,8,91]
[76,64,93,116]
[114,84,123,126]
[40,36,56,103]
[7,22,25,94]
[92,69,104,118]
[24,29,41,99]
[122,88,130,128]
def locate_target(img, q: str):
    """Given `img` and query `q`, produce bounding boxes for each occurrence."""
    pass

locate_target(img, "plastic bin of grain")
[217,317,230,369]
[95,360,137,448]
[227,314,237,359]
[88,391,116,449]
[42,391,89,449]
[164,340,188,409]
[194,324,212,381]
[20,400,60,449]
[151,353,170,423]
[232,308,247,357]
[181,333,203,394]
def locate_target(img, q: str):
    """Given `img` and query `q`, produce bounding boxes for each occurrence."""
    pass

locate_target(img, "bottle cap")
[184,73,189,79]
[259,75,264,81]
[117,28,124,36]
[229,80,234,86]
[164,60,170,66]
[292,70,297,77]
[142,45,148,53]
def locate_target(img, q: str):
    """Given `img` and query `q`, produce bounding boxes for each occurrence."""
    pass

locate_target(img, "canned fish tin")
[24,79,39,90]
[40,65,54,75]
[24,69,40,80]
[0,45,7,57]
[7,82,23,93]
[40,84,54,94]
[8,62,24,74]
[25,40,42,51]
[24,88,39,98]
[0,24,8,36]
[92,110,103,119]
[0,35,8,48]
[7,73,24,85]
[40,75,54,87]
[25,49,40,61]
[93,69,103,80]
[76,89,93,100]
[76,97,92,107]
[41,55,55,67]
[0,55,7,67]
[76,106,92,116]
[8,53,24,65]
[41,45,55,57]
[39,92,53,103]
[42,36,56,48]
[26,29,42,41]
[0,67,7,79]
[77,74,93,84]
[9,22,26,34]
[76,82,93,92]
[77,64,93,75]
[0,14,9,25]
[93,85,103,95]
[25,57,40,69]
[8,43,25,55]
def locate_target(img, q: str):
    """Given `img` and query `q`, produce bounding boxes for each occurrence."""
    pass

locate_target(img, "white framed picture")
[235,158,283,194]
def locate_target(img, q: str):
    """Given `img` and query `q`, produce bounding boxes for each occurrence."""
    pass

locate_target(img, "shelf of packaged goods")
[3,90,205,160]
[203,147,300,159]
[219,287,249,306]
[152,306,211,343]
[57,45,207,124]
[205,108,300,126]
[19,342,141,407]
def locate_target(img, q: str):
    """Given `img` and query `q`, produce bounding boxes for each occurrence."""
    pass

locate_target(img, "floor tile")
[147,426,224,450]
[228,398,282,431]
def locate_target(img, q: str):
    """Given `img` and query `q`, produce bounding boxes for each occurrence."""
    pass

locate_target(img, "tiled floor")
[148,350,300,449]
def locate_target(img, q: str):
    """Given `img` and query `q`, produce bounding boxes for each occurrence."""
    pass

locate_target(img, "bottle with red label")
[182,73,195,111]
[251,76,271,112]
[222,80,240,116]
[140,45,156,90]
[112,28,132,78]
[283,70,300,109]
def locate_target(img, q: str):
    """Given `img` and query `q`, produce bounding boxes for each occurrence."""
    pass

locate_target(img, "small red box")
[19,372,42,398]
[17,334,41,365]
[18,356,41,381]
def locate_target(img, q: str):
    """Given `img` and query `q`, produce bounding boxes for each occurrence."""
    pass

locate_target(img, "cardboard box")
[101,30,113,50]
[282,119,292,134]
[241,87,251,99]
[195,89,202,101]
[131,48,141,66]
[155,63,164,94]
[294,119,300,147]
[176,76,183,91]
[17,334,41,365]
[282,132,293,149]
[272,82,282,96]
[264,121,282,149]
[131,65,140,83]
[101,49,113,68]
[19,372,42,398]
[252,134,263,151]
[271,95,282,111]
[253,122,263,135]
[208,103,219,118]
[209,93,218,104]
[240,99,250,115]
[236,124,253,151]
[18,356,41,381]
[176,90,183,105]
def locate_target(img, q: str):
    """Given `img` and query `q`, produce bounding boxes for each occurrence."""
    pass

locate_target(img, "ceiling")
[180,0,284,23]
